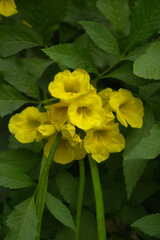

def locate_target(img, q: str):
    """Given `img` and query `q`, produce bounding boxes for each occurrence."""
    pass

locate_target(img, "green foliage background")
[0,0,160,239]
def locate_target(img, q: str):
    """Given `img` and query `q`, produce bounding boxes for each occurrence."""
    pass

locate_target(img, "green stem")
[40,98,59,105]
[88,155,107,240]
[36,132,61,240]
[75,160,85,240]
[92,51,126,87]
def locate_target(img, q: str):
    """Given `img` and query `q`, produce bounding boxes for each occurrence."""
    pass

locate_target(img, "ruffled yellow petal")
[45,101,68,130]
[44,134,75,164]
[109,88,144,128]
[48,69,91,103]
[38,124,56,137]
[68,93,104,131]
[8,107,48,143]
[84,123,125,163]
[0,0,17,17]
[75,143,86,160]
[61,123,75,138]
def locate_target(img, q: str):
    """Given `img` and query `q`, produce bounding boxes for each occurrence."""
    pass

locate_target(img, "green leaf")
[21,58,53,79]
[123,159,149,199]
[0,84,28,117]
[0,23,42,57]
[46,192,75,231]
[134,42,160,80]
[15,0,69,43]
[80,21,120,56]
[5,197,38,240]
[123,105,155,198]
[124,123,160,160]
[105,62,148,86]
[42,43,98,74]
[55,210,98,240]
[139,81,160,99]
[128,0,160,48]
[130,161,160,205]
[0,57,40,99]
[132,214,160,238]
[0,149,39,172]
[96,0,130,33]
[55,169,78,208]
[0,163,34,189]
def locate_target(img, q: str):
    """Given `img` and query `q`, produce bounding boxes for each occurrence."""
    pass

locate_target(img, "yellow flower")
[84,123,125,163]
[45,101,68,130]
[48,69,91,103]
[8,107,48,143]
[38,124,56,137]
[0,0,17,17]
[98,88,115,124]
[44,131,86,164]
[109,88,144,128]
[68,93,104,131]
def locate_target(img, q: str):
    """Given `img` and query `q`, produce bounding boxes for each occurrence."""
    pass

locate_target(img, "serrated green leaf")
[42,43,98,74]
[134,42,160,80]
[123,159,149,199]
[5,197,38,240]
[0,23,42,57]
[105,62,148,86]
[123,105,155,198]
[0,163,34,189]
[132,214,160,238]
[128,0,160,48]
[46,192,75,231]
[125,123,160,160]
[21,58,53,79]
[55,169,78,208]
[15,0,69,43]
[96,0,130,33]
[139,81,160,99]
[0,57,40,99]
[130,161,160,205]
[0,149,39,172]
[0,84,28,117]
[80,21,120,56]
[55,210,98,240]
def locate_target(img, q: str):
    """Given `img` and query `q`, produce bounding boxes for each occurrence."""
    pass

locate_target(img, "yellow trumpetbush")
[8,107,48,143]
[44,130,86,164]
[98,88,115,124]
[0,0,17,17]
[109,88,144,128]
[68,93,104,131]
[45,101,68,130]
[61,123,86,160]
[84,123,125,163]
[48,69,91,103]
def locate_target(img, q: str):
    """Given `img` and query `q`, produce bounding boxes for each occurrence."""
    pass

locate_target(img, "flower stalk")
[35,132,61,240]
[88,155,107,240]
[75,159,85,240]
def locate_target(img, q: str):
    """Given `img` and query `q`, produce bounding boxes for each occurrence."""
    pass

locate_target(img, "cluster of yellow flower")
[0,0,17,17]
[8,69,144,164]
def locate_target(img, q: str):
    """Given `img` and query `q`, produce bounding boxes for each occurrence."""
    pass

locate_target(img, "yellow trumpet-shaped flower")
[109,88,144,128]
[44,129,86,164]
[48,69,91,103]
[98,88,115,124]
[8,107,48,143]
[84,123,125,163]
[68,93,104,131]
[0,0,17,17]
[45,101,68,130]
